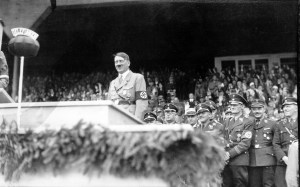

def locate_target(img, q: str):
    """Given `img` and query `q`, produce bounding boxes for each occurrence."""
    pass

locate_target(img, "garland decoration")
[0,122,225,187]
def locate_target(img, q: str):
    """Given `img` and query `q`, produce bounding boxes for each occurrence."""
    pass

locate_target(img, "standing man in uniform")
[273,97,298,187]
[205,100,223,123]
[249,98,276,187]
[163,103,178,124]
[185,108,198,127]
[194,103,224,136]
[108,52,148,120]
[223,94,255,187]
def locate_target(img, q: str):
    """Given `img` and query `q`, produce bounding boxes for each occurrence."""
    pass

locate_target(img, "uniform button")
[255,140,257,142]
[256,135,257,137]
[256,130,258,132]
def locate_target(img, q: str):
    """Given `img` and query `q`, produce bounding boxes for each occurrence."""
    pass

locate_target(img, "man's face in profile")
[114,56,130,74]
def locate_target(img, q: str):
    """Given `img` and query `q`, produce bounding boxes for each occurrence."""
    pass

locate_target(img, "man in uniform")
[153,106,164,122]
[0,51,9,88]
[194,103,224,145]
[205,100,222,123]
[163,103,178,124]
[249,98,276,187]
[108,52,148,120]
[273,97,298,187]
[185,108,198,127]
[224,106,232,121]
[143,112,158,124]
[223,94,255,187]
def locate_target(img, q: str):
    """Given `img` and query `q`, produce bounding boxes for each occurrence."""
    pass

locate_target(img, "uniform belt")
[250,145,272,149]
[118,100,136,105]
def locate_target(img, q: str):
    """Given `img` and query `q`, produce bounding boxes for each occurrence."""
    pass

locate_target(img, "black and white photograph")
[0,0,298,186]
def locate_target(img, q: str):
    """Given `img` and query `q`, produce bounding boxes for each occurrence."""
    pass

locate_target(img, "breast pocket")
[263,129,273,141]
[279,129,290,141]
[122,84,134,100]
[233,129,243,142]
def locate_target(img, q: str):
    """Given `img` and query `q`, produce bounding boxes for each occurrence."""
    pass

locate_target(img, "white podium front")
[0,100,144,131]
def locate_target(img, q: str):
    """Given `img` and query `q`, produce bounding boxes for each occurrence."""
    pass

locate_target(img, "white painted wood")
[0,172,168,187]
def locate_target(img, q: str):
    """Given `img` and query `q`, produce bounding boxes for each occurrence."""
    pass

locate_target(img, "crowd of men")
[144,94,298,187]
[4,51,298,187]
[107,52,298,187]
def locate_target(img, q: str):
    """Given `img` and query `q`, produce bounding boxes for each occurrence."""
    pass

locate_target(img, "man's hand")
[282,156,289,165]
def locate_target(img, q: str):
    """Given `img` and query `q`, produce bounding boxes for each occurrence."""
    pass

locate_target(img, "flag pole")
[17,56,24,128]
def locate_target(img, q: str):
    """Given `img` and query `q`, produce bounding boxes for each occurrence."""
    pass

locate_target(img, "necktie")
[289,118,294,128]
[256,119,260,127]
[119,75,123,84]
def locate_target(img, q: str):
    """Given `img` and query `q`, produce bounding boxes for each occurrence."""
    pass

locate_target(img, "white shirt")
[119,69,130,81]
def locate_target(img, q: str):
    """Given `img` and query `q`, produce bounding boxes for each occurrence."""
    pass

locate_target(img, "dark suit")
[249,117,276,187]
[222,115,255,187]
[272,117,298,187]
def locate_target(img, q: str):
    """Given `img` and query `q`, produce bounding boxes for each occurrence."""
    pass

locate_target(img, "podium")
[0,88,15,103]
[0,100,144,131]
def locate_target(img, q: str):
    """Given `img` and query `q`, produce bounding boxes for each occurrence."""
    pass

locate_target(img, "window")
[238,60,251,71]
[255,59,268,71]
[280,57,296,69]
[221,60,235,71]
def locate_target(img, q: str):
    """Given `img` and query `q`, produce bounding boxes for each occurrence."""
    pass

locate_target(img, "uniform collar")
[201,120,211,129]
[233,112,243,121]
[119,69,130,79]
[115,70,132,91]
[254,116,266,129]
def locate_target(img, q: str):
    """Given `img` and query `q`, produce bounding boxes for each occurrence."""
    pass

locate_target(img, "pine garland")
[0,122,225,187]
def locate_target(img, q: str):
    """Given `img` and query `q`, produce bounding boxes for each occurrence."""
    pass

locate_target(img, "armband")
[135,91,148,100]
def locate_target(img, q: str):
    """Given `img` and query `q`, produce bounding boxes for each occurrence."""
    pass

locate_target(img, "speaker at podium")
[0,89,144,132]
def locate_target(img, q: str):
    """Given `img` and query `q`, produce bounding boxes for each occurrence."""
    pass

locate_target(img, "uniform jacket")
[195,119,223,135]
[194,119,225,145]
[108,70,148,120]
[224,114,255,166]
[273,117,298,165]
[249,116,276,166]
[214,113,223,124]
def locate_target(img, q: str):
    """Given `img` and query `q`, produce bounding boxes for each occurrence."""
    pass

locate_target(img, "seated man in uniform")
[108,52,148,120]
[163,103,178,124]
